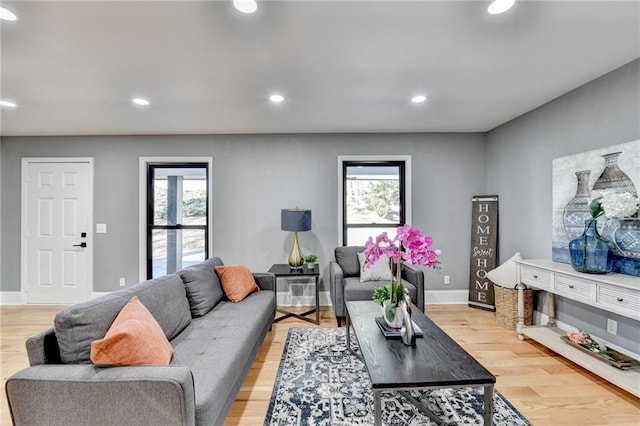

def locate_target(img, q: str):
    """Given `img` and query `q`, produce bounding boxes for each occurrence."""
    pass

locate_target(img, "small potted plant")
[304,254,318,269]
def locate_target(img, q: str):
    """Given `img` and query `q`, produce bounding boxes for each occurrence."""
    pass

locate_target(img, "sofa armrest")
[253,272,276,292]
[329,261,346,318]
[6,364,195,426]
[402,263,425,311]
[25,327,61,366]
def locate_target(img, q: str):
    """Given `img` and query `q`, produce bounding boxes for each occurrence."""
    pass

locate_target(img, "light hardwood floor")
[2,304,639,425]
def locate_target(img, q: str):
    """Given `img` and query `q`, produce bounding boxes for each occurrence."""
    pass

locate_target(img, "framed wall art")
[552,140,639,277]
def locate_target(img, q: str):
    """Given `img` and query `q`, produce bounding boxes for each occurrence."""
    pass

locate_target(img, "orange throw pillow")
[90,296,173,366]
[214,264,260,302]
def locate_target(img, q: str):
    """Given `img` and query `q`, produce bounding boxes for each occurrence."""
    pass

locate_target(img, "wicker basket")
[493,283,533,330]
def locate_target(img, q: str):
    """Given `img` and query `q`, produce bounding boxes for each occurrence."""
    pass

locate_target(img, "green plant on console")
[304,254,318,263]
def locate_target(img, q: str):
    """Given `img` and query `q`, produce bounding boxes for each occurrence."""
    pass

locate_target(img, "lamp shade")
[281,209,312,232]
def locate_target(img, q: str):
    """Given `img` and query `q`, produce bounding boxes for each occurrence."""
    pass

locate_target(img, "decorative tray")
[560,336,637,370]
[375,316,424,339]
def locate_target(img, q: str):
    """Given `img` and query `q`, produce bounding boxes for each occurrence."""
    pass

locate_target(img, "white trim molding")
[276,289,468,307]
[425,289,469,305]
[0,291,23,305]
[277,291,332,307]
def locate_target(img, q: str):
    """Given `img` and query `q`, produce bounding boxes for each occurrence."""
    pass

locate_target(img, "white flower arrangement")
[599,192,639,219]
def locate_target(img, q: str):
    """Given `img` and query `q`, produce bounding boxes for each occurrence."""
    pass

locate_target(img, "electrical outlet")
[444,275,450,285]
[119,277,126,287]
[606,318,617,335]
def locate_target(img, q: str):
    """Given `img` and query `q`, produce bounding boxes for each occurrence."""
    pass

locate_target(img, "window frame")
[146,163,209,279]
[338,155,412,246]
[138,157,213,282]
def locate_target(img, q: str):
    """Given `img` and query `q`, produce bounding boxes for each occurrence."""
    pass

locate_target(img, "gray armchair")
[329,246,425,327]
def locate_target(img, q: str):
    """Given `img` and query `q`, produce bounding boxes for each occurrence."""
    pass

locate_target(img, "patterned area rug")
[265,327,531,426]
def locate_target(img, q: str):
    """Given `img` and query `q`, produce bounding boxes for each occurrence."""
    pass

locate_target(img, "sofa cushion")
[335,246,366,277]
[171,290,276,425]
[357,252,392,282]
[179,257,225,317]
[55,274,191,364]
[214,264,260,302]
[90,296,173,366]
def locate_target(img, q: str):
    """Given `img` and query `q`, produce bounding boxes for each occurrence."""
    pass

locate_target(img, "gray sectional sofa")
[5,257,276,426]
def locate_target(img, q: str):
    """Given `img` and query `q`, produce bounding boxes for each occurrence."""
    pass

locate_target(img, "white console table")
[515,258,640,397]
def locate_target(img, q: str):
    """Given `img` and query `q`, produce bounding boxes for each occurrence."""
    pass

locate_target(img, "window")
[339,157,411,246]
[146,163,209,278]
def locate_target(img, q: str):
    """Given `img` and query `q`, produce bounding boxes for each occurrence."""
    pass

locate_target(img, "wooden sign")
[469,195,499,310]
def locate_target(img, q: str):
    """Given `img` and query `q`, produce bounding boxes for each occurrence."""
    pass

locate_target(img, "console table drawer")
[554,276,595,302]
[597,284,640,316]
[521,265,552,290]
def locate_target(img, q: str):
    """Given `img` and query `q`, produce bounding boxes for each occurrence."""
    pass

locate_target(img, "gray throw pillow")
[179,257,225,317]
[335,246,366,277]
[357,252,392,282]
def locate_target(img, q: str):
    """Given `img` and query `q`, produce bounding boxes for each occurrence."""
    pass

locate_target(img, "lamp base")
[288,232,305,269]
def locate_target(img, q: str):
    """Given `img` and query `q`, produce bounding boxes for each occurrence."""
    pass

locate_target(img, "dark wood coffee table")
[345,301,496,426]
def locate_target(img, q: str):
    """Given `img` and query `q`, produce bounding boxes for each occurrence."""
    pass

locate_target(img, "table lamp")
[281,208,312,269]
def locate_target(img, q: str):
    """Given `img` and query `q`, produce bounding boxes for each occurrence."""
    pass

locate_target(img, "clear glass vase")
[569,220,615,274]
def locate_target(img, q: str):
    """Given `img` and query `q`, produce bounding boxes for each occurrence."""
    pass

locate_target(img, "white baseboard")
[0,291,23,305]
[277,290,332,307]
[277,290,471,307]
[3,290,332,307]
[91,290,332,306]
[425,289,468,305]
[4,289,469,307]
[276,289,470,307]
[1,291,116,305]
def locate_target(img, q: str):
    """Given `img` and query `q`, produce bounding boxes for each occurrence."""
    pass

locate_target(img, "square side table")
[268,264,320,325]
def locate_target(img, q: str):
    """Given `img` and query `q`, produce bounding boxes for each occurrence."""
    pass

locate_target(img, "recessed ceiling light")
[488,0,515,15]
[233,0,257,14]
[270,94,284,103]
[0,100,17,108]
[411,95,427,104]
[0,7,17,21]
[132,98,150,106]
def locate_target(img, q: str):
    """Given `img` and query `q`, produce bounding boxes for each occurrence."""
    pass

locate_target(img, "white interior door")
[22,160,93,304]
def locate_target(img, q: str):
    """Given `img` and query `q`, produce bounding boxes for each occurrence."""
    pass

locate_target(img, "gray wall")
[1,133,486,294]
[486,58,640,353]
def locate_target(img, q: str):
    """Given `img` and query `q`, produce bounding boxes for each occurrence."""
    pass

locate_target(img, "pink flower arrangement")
[364,224,441,305]
[566,330,609,355]
[567,330,591,345]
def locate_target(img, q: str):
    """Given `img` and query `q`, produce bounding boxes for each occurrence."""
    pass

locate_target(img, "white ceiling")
[1,0,639,137]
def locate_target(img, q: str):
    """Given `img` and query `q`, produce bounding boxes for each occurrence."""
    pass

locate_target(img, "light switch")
[96,223,107,234]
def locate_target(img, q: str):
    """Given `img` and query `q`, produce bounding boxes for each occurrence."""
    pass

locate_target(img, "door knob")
[73,242,87,248]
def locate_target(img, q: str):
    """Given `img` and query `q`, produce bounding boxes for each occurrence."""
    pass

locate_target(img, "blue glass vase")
[569,220,615,274]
